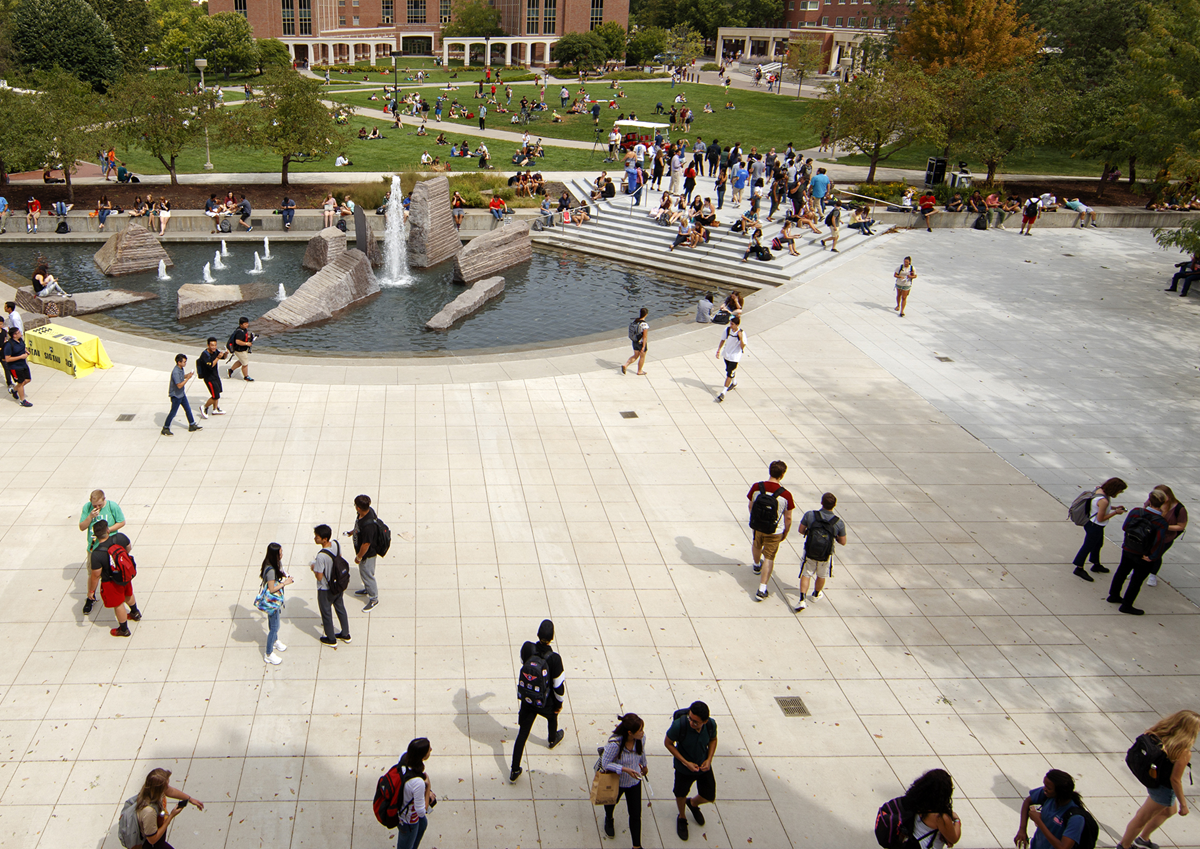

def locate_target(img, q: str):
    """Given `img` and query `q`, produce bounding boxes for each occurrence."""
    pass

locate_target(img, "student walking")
[350,494,382,611]
[1014,769,1092,849]
[1146,485,1188,587]
[2,302,21,397]
[3,327,32,407]
[227,317,255,381]
[894,256,917,317]
[196,337,228,419]
[510,619,566,782]
[128,767,205,849]
[1116,711,1200,849]
[600,714,649,848]
[79,489,126,614]
[92,520,142,637]
[312,524,350,645]
[665,700,717,841]
[162,354,202,436]
[1107,489,1170,615]
[622,308,649,375]
[258,543,293,665]
[794,493,847,612]
[395,737,436,849]
[746,461,795,602]
[715,316,747,402]
[1071,477,1127,581]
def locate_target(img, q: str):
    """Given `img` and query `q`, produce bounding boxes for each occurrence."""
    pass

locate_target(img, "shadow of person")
[278,595,323,640]
[228,603,264,644]
[453,687,511,776]
[675,535,761,595]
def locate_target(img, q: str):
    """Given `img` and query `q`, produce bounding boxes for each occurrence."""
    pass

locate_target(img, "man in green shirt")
[79,489,125,614]
[665,700,718,841]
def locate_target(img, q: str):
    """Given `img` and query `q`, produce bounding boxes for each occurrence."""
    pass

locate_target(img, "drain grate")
[620,411,638,419]
[774,696,810,717]
[935,356,954,362]
[116,414,136,422]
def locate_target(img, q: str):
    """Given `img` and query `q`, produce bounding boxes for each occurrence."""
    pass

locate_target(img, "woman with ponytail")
[1117,710,1200,849]
[599,713,648,848]
[259,543,293,665]
[1016,769,1089,849]
[396,737,435,849]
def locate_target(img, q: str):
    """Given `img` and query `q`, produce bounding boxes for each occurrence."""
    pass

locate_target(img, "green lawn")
[828,144,1107,180]
[318,59,538,89]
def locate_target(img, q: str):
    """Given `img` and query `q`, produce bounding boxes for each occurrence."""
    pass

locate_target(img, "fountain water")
[379,174,411,287]
[249,252,263,274]
[275,283,287,302]
[263,237,272,260]
[213,251,227,270]
[156,260,170,281]
[202,262,215,283]
[220,240,230,257]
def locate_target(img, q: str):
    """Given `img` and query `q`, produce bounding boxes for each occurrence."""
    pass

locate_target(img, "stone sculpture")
[452,221,531,284]
[93,224,173,277]
[408,176,462,268]
[302,227,347,271]
[258,249,378,330]
[426,276,505,331]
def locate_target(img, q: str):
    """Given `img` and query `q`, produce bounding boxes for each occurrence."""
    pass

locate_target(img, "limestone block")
[176,282,276,320]
[259,249,378,329]
[357,221,384,269]
[452,221,531,284]
[426,276,505,331]
[16,287,76,317]
[302,227,347,271]
[409,176,462,268]
[72,290,158,315]
[93,224,174,277]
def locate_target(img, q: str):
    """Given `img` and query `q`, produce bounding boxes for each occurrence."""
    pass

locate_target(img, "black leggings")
[604,781,642,847]
[1073,520,1105,568]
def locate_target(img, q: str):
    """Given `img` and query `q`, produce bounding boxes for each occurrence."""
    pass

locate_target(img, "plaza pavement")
[0,228,1197,849]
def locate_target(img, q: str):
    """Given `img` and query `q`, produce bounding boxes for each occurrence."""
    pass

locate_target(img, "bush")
[601,70,670,80]
[849,181,910,203]
[701,62,719,72]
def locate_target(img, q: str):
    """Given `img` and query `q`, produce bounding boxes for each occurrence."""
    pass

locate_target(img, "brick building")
[209,0,629,66]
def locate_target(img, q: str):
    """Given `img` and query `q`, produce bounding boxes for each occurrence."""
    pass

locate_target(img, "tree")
[664,24,703,65]
[817,64,944,182]
[193,11,257,77]
[256,38,292,72]
[147,0,204,68]
[226,68,352,186]
[594,21,626,62]
[440,0,503,37]
[0,87,50,183]
[785,34,825,98]
[108,71,210,185]
[1018,0,1143,86]
[86,0,154,72]
[632,0,780,41]
[956,64,1066,181]
[896,0,1042,75]
[626,25,666,66]
[552,31,609,73]
[10,0,121,89]
[1073,73,1144,194]
[38,69,102,200]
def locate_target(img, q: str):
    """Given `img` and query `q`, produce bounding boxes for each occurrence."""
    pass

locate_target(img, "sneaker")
[19,400,31,407]
[319,636,338,646]
[677,816,689,841]
[354,588,370,595]
[509,766,523,782]
[110,624,131,637]
[716,391,725,402]
[812,589,823,600]
[264,652,282,665]
[795,598,808,612]
[604,814,615,837]
[83,597,95,614]
[687,800,705,826]
[752,562,762,574]
[363,598,379,612]
[188,423,202,432]
[127,607,142,622]
[336,632,352,643]
[227,367,234,378]
[1147,574,1158,587]
[200,408,209,419]
[1119,605,1145,616]
[246,226,253,232]
[274,642,287,652]
[1072,567,1095,582]
[549,729,565,749]
[1134,838,1160,849]
[755,588,769,601]
[160,427,173,436]
[243,376,255,382]
[1090,564,1110,573]
[212,409,226,415]
[1106,595,1123,604]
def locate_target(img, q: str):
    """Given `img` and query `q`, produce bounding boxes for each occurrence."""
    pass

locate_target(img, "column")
[767,39,776,60]
[505,43,512,66]
[743,36,750,59]
[443,39,449,67]
[369,44,375,65]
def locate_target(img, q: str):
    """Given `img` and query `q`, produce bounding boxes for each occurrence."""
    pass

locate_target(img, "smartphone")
[176,800,188,810]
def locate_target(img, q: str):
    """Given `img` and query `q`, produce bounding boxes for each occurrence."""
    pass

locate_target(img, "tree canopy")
[0,87,49,183]
[785,34,824,98]
[632,0,781,41]
[11,0,121,89]
[626,25,666,67]
[107,71,211,185]
[193,11,257,76]
[594,21,626,62]
[552,31,609,73]
[440,0,503,37]
[38,68,103,199]
[896,0,1042,74]
[86,0,153,72]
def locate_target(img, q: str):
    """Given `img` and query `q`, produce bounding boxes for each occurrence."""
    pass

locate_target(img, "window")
[382,0,392,22]
[874,15,881,26]
[526,0,538,33]
[338,1,344,7]
[440,0,451,21]
[299,0,311,33]
[835,16,842,25]
[407,0,425,22]
[821,15,828,24]
[847,16,855,25]
[788,0,794,8]
[352,15,359,23]
[338,15,346,24]
[281,0,295,34]
[543,0,555,32]
[234,0,246,15]
[589,0,602,29]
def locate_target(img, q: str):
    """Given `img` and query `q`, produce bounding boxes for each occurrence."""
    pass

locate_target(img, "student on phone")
[134,767,205,847]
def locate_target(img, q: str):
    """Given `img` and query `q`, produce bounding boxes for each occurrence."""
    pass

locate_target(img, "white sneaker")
[812,589,824,600]
[200,408,209,419]
[212,408,227,415]
[273,642,287,652]
[1147,574,1158,587]
[795,598,808,612]
[264,652,282,665]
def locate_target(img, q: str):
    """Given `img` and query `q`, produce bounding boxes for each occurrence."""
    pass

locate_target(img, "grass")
[827,144,1108,180]
[315,59,540,89]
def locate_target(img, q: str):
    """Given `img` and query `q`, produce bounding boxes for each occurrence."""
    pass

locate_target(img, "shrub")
[849,181,910,203]
[601,70,670,81]
[701,62,719,72]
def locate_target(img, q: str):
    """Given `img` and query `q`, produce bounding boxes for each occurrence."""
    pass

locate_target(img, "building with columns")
[208,0,628,66]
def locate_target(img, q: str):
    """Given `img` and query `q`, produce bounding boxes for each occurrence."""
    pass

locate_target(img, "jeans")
[1179,273,1200,297]
[98,209,111,226]
[164,394,195,428]
[511,701,558,770]
[359,555,377,599]
[1073,520,1105,568]
[633,185,643,206]
[266,609,280,655]
[604,781,642,846]
[396,816,428,849]
[716,185,726,209]
[317,588,349,639]
[281,209,294,227]
[492,209,503,220]
[1109,548,1157,607]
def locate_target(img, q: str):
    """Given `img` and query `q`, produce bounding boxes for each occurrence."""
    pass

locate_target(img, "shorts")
[233,351,251,367]
[100,580,132,608]
[240,211,251,221]
[754,530,784,560]
[204,378,221,400]
[1022,214,1036,225]
[9,366,30,384]
[724,359,739,378]
[631,340,645,353]
[1148,784,1176,807]
[800,556,832,579]
[673,767,716,801]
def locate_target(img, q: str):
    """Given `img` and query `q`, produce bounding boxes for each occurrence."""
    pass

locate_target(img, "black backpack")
[748,482,787,534]
[804,511,840,562]
[1062,805,1100,849]
[517,647,552,710]
[1024,198,1039,217]
[371,516,392,557]
[226,329,239,354]
[322,542,351,594]
[627,319,644,346]
[1123,512,1158,557]
[874,796,916,849]
[1127,733,1176,788]
[336,218,348,232]
[218,218,232,233]
[55,220,69,234]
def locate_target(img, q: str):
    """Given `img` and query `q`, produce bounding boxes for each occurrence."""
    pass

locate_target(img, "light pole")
[195,58,214,171]
[484,35,490,69]
[390,48,402,97]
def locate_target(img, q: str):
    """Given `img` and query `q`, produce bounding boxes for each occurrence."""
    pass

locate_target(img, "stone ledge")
[426,276,504,331]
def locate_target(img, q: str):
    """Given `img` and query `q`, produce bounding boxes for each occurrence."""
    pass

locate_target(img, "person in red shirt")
[746,460,795,602]
[25,197,41,234]
[917,191,939,233]
[489,196,508,221]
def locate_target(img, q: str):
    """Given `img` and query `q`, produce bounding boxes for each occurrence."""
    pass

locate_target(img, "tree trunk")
[281,155,291,187]
[1128,156,1137,185]
[1097,162,1112,199]
[64,166,74,203]
[986,162,997,183]
[156,154,180,186]
[0,158,8,184]
[867,147,880,184]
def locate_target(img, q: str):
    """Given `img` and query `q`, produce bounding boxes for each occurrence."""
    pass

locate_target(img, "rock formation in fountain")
[17,286,157,317]
[176,282,277,320]
[452,221,531,284]
[93,224,174,277]
[408,176,462,268]
[258,249,378,330]
[426,276,505,331]
[357,221,384,270]
[302,227,348,272]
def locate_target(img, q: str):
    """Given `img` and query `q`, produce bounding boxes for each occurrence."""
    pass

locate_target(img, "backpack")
[1068,490,1094,526]
[1024,199,1039,217]
[771,236,783,251]
[628,319,644,346]
[322,542,351,594]
[373,761,406,828]
[108,542,137,585]
[1123,511,1158,557]
[118,796,142,848]
[825,209,837,227]
[754,245,773,261]
[874,796,915,849]
[973,214,988,231]
[218,218,232,233]
[748,482,787,534]
[1062,805,1100,849]
[55,220,69,234]
[1127,733,1176,788]
[336,219,347,232]
[517,647,552,710]
[804,511,840,562]
[371,517,392,557]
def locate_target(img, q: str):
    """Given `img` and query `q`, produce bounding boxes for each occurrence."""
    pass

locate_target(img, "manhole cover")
[775,696,810,717]
[935,356,954,362]
[116,414,136,421]
[620,411,638,419]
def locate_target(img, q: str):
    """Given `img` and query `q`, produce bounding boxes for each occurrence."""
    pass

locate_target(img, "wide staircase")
[531,178,888,292]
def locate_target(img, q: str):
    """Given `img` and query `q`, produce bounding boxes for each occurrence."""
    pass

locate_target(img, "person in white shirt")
[334,153,351,167]
[420,151,433,166]
[715,316,747,402]
[393,737,436,849]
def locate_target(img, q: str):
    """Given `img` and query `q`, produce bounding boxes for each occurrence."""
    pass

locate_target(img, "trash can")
[924,157,947,187]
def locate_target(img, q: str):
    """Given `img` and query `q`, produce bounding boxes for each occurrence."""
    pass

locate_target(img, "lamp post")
[390,48,402,100]
[195,58,214,171]
[484,34,490,68]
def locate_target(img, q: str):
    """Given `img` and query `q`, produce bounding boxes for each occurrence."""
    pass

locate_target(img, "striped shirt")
[601,737,647,789]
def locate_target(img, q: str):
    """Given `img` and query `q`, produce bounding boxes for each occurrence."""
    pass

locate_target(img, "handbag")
[590,746,620,806]
[254,582,284,613]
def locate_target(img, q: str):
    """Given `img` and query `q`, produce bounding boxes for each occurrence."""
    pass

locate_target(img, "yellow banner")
[24,324,114,378]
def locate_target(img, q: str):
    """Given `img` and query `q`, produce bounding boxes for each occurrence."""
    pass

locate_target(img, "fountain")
[379,174,411,288]
[220,240,230,257]
[263,237,272,260]
[275,283,287,302]
[213,251,226,270]
[156,260,170,281]
[202,262,215,283]
[250,252,264,274]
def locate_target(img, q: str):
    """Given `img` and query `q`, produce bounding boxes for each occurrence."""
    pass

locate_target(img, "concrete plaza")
[0,227,1196,849]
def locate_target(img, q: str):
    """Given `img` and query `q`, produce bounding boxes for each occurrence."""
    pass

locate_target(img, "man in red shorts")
[91,520,141,637]
[196,337,228,419]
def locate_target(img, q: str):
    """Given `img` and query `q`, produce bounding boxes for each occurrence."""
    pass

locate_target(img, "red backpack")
[107,543,137,585]
[373,762,404,828]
